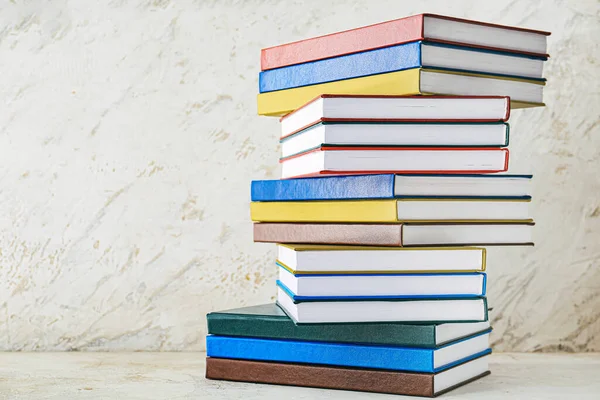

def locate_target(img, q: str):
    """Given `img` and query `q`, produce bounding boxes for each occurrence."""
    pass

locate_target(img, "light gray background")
[0,0,598,351]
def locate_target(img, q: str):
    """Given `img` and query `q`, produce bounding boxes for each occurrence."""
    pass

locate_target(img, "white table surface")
[0,353,598,399]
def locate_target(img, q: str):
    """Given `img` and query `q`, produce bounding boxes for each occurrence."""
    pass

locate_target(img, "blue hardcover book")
[206,330,492,373]
[251,174,533,201]
[259,41,547,93]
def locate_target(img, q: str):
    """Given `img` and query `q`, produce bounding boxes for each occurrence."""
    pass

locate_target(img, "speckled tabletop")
[0,352,598,399]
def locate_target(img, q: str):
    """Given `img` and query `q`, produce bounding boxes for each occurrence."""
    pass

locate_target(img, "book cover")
[250,198,532,223]
[205,333,492,373]
[256,68,545,116]
[277,294,490,324]
[252,174,395,201]
[261,13,550,70]
[259,41,546,93]
[251,173,531,202]
[251,198,397,222]
[207,303,490,348]
[254,222,405,246]
[281,122,511,158]
[254,222,535,247]
[278,243,487,272]
[205,356,491,397]
[280,146,510,178]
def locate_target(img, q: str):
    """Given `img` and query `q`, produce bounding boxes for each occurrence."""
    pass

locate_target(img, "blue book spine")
[206,335,492,373]
[259,41,422,93]
[207,335,434,372]
[251,174,396,201]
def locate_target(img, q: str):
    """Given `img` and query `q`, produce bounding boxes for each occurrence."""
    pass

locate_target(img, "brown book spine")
[206,357,434,397]
[253,223,403,246]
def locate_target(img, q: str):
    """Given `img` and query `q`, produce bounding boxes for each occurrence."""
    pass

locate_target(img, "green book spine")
[207,313,437,348]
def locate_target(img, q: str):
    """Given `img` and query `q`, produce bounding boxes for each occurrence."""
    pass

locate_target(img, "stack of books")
[256,13,549,116]
[206,14,549,397]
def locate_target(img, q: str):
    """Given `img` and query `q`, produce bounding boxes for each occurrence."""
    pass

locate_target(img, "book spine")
[482,274,487,296]
[504,97,511,120]
[259,41,422,93]
[250,200,398,223]
[207,313,437,347]
[206,335,435,372]
[253,223,404,246]
[251,175,396,201]
[206,358,436,397]
[260,15,424,70]
[481,248,487,271]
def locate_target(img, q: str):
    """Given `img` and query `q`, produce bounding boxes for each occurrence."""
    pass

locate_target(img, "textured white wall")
[0,0,598,352]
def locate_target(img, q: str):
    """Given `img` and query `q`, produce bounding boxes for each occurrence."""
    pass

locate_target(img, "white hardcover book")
[281,96,510,138]
[277,287,488,324]
[281,148,509,179]
[278,268,486,298]
[281,122,509,158]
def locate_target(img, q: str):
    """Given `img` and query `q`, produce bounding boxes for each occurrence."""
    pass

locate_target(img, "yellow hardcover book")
[251,200,398,223]
[257,68,545,116]
[250,198,534,223]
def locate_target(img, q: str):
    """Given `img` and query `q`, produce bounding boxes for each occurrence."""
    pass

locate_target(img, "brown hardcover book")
[206,355,490,397]
[254,222,534,247]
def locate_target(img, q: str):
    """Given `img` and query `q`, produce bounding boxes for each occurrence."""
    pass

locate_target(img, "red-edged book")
[261,14,550,71]
[280,95,511,139]
[280,146,509,179]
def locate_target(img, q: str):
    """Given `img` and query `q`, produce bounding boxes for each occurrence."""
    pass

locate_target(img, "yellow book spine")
[250,200,398,223]
[257,68,422,117]
[481,248,487,271]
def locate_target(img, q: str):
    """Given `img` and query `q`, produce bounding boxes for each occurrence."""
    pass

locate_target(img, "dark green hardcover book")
[206,303,491,348]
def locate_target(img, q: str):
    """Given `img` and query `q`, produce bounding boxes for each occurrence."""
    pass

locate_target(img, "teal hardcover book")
[207,303,491,348]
